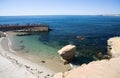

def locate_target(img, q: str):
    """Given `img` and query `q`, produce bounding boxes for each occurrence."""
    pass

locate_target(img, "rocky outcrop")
[107,37,120,58]
[53,37,120,78]
[76,36,85,40]
[53,57,120,78]
[58,45,76,64]
[97,52,110,60]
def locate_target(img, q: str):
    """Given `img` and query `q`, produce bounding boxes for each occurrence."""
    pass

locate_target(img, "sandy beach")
[0,36,55,78]
[4,31,72,72]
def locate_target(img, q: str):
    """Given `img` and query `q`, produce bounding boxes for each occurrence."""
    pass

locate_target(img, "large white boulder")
[58,45,76,64]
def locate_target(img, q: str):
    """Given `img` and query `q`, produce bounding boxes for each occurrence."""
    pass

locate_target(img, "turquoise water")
[11,34,58,59]
[1,15,120,65]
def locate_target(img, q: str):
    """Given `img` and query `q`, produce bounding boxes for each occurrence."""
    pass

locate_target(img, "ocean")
[0,15,120,70]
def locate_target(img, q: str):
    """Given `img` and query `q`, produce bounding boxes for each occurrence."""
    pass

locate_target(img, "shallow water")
[1,15,120,69]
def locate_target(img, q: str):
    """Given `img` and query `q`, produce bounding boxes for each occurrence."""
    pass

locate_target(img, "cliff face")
[52,37,120,78]
[107,37,120,58]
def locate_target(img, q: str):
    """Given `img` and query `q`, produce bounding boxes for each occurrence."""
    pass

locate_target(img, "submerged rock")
[76,36,85,40]
[16,33,32,36]
[97,52,110,60]
[58,45,76,64]
[97,52,103,59]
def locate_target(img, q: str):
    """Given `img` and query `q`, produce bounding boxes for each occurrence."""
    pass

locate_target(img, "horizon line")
[0,13,120,16]
[0,14,120,17]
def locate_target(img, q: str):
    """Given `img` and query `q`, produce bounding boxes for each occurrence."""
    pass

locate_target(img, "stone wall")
[0,24,49,32]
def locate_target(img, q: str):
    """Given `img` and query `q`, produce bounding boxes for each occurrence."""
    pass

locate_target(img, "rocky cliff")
[107,37,120,58]
[52,37,120,78]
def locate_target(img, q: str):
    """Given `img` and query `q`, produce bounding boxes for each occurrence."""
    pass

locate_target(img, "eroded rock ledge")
[53,37,120,78]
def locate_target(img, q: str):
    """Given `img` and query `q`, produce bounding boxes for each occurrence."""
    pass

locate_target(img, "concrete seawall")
[0,24,50,32]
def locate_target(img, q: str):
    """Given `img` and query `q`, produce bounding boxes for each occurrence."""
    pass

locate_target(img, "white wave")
[69,63,78,69]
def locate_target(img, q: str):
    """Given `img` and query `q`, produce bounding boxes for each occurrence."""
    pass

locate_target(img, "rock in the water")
[97,52,103,60]
[76,36,85,40]
[97,52,110,60]
[58,45,76,64]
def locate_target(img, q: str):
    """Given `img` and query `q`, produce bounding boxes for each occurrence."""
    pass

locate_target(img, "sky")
[0,0,120,16]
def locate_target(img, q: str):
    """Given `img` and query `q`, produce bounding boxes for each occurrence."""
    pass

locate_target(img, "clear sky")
[0,0,120,16]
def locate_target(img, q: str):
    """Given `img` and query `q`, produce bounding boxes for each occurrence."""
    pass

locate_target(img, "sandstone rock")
[53,72,63,78]
[107,37,120,58]
[58,45,76,64]
[52,57,120,78]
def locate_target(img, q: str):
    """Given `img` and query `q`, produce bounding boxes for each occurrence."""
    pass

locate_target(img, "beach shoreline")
[0,31,72,78]
[4,31,72,72]
[0,35,55,78]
